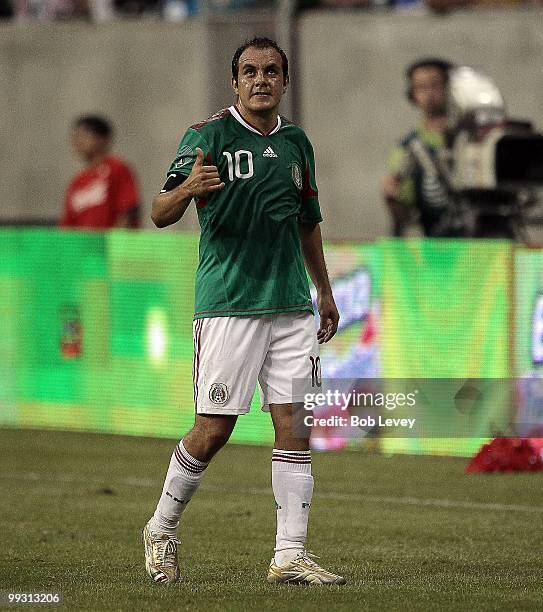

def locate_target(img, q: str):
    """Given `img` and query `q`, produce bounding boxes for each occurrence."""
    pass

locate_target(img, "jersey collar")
[229,105,281,136]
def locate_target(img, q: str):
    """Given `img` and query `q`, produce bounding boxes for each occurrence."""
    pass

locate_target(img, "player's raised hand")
[317,292,339,344]
[184,147,225,197]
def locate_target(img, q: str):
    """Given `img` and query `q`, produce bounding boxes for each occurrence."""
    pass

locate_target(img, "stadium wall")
[1,10,542,239]
[0,14,274,233]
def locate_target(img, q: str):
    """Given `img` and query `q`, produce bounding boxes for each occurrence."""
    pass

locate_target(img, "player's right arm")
[151,146,224,228]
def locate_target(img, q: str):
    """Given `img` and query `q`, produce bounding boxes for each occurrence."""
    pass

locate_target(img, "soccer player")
[142,37,345,586]
[60,115,140,229]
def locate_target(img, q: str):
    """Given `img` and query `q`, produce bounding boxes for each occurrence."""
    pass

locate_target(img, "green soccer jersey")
[166,105,322,319]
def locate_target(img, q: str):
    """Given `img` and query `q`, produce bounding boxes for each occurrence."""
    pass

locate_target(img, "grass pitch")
[1,429,543,611]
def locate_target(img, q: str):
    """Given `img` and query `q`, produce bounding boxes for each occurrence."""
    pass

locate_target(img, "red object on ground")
[465,438,543,473]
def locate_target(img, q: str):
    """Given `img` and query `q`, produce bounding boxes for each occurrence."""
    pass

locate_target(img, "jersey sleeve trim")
[298,214,323,225]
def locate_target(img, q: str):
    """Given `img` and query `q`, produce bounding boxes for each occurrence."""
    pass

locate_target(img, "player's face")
[71,126,108,161]
[410,67,448,118]
[233,47,288,115]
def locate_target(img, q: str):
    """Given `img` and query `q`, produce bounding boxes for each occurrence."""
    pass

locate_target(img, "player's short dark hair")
[406,58,453,85]
[231,37,289,85]
[73,114,113,139]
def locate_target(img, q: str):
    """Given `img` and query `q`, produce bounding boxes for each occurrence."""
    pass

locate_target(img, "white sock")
[149,439,208,536]
[271,448,313,566]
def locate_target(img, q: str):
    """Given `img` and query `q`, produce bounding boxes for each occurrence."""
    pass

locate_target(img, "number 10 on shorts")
[309,356,321,388]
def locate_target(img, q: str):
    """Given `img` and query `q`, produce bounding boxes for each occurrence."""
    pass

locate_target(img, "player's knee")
[192,423,232,453]
[188,414,236,457]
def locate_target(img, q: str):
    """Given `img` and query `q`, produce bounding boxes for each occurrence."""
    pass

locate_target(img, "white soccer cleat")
[142,522,181,584]
[267,550,346,585]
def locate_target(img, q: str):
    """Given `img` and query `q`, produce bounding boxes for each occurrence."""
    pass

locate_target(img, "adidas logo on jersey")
[263,147,277,158]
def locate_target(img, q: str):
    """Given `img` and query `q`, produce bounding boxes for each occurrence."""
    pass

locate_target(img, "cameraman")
[382,58,466,237]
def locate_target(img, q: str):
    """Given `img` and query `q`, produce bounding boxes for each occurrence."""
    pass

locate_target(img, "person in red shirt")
[60,115,141,229]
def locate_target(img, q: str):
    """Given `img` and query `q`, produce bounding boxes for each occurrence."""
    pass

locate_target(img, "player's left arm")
[297,134,339,343]
[299,222,339,344]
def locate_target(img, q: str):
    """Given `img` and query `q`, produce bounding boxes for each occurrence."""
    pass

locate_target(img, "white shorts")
[192,311,320,415]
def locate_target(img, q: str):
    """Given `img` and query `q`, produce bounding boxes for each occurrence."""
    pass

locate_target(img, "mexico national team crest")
[209,382,229,405]
[290,162,303,191]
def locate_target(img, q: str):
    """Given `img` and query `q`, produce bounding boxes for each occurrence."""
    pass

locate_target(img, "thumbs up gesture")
[193,146,205,168]
[184,147,225,198]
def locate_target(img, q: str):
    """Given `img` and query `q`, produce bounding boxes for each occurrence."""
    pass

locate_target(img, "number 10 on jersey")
[222,150,254,181]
